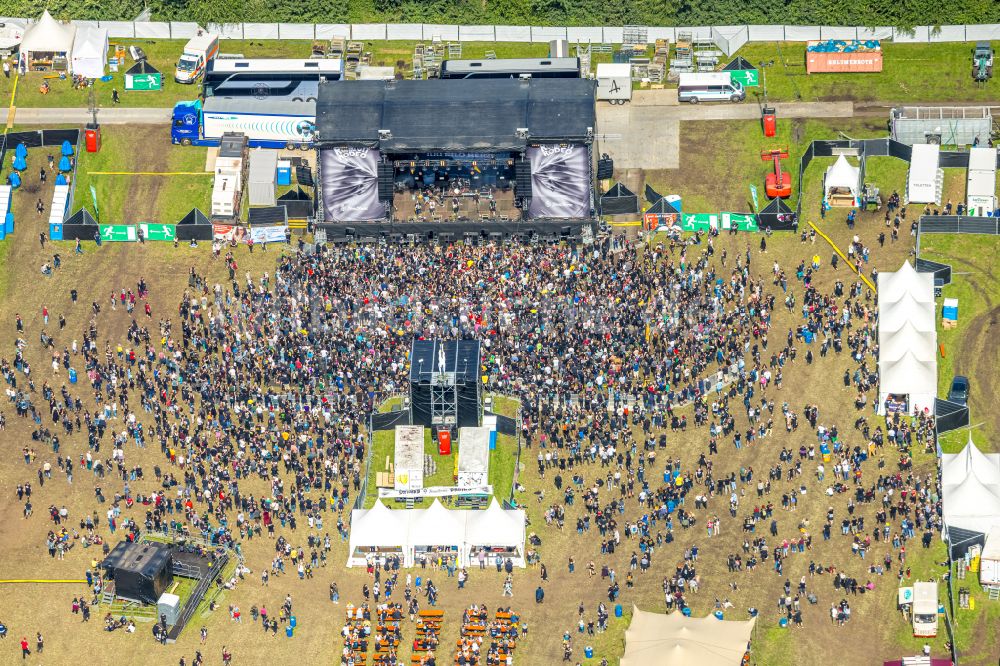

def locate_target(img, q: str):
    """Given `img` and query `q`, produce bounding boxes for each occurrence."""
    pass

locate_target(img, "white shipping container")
[596,63,632,103]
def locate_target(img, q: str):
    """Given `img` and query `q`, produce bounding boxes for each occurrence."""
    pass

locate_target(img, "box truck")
[912,581,938,638]
[175,32,219,84]
[171,97,316,149]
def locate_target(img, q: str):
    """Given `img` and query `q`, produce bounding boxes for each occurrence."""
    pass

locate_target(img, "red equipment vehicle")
[761,148,792,198]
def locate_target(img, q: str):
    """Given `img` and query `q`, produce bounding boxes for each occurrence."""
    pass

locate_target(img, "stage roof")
[410,340,481,383]
[316,79,596,152]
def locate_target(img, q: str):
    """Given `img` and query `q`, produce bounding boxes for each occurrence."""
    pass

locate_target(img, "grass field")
[71,124,212,224]
[3,38,1000,110]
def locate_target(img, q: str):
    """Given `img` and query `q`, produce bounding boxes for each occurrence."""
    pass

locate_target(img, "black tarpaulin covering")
[646,197,680,216]
[645,183,663,205]
[600,182,639,215]
[935,398,970,434]
[758,197,797,230]
[722,57,756,71]
[176,208,213,241]
[316,79,596,151]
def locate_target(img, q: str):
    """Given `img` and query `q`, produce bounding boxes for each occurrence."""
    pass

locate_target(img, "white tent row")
[941,436,1000,544]
[347,498,526,568]
[877,261,937,415]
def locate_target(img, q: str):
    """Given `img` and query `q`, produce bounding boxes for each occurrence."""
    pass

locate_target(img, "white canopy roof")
[466,498,525,546]
[824,155,860,196]
[349,499,409,547]
[879,293,936,334]
[877,261,935,306]
[20,10,75,55]
[620,607,755,666]
[70,26,107,78]
[879,352,937,393]
[879,322,936,364]
[409,499,466,546]
[942,437,1000,535]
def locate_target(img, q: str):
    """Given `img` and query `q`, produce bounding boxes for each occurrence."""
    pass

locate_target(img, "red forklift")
[761,148,792,198]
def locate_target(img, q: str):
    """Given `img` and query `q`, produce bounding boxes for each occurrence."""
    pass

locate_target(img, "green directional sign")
[680,212,760,233]
[729,69,759,87]
[98,224,137,242]
[140,223,176,241]
[721,212,759,232]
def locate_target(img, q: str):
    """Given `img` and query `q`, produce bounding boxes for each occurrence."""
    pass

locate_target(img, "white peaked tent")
[824,155,861,207]
[877,261,937,415]
[70,26,108,78]
[18,11,75,69]
[409,499,467,561]
[347,499,410,566]
[465,498,527,567]
[941,437,1000,555]
[620,607,755,666]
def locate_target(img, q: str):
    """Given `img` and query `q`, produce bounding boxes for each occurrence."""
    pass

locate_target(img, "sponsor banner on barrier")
[98,224,137,242]
[249,225,288,243]
[139,223,176,241]
[378,484,493,499]
[213,224,247,242]
[676,212,760,232]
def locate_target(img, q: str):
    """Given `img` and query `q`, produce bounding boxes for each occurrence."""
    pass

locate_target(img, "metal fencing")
[4,17,1000,53]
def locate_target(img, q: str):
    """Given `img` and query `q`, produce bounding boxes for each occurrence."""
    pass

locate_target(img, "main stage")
[314,78,598,242]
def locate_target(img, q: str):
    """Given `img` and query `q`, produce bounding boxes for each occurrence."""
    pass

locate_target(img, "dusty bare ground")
[0,205,931,666]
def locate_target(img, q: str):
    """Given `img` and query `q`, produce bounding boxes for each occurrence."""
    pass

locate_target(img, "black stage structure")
[315,79,598,243]
[101,540,173,603]
[409,340,482,429]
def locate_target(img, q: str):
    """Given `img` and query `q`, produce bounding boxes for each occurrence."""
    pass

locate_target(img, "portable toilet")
[61,140,74,156]
[276,160,292,186]
[942,298,958,322]
[49,222,63,241]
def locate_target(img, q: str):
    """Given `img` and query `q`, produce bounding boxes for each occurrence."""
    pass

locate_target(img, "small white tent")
[620,607,755,666]
[18,11,75,71]
[824,155,860,207]
[70,26,107,79]
[465,498,527,568]
[347,499,411,567]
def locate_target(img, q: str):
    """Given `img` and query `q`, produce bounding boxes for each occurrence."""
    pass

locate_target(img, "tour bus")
[439,57,581,80]
[912,581,939,637]
[677,72,746,104]
[202,59,344,100]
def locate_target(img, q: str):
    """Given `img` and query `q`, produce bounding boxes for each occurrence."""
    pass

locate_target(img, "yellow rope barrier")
[806,220,877,293]
[4,71,18,131]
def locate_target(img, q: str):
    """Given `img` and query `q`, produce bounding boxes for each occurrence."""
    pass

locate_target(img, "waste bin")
[285,626,293,637]
[615,604,622,617]
[69,368,77,384]
[85,124,101,153]
[762,107,776,137]
[290,616,296,628]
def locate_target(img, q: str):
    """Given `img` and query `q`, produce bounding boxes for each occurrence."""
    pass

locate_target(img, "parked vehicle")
[596,63,632,104]
[175,32,219,84]
[912,581,938,638]
[947,376,970,404]
[677,72,745,104]
[171,97,315,149]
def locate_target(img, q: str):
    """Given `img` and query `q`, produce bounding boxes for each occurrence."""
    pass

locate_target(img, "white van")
[677,72,746,104]
[912,581,938,637]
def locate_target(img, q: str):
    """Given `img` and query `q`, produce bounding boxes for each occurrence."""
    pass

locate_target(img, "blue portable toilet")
[49,223,63,241]
[0,224,5,240]
[290,616,296,628]
[69,368,77,384]
[584,647,594,659]
[276,160,292,186]
[285,625,293,637]
[8,172,20,189]
[489,429,497,451]
[61,140,74,156]
[14,143,27,159]
[12,154,26,171]
[5,212,13,234]
[59,155,71,172]
[614,604,622,618]
[55,174,67,186]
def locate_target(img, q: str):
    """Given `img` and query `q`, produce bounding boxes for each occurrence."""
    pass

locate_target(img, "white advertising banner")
[378,485,493,499]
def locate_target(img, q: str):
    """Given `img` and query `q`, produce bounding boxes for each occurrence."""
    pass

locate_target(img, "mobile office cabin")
[175,32,219,84]
[980,527,1000,587]
[912,581,939,637]
[906,143,942,205]
[438,57,581,80]
[677,72,745,104]
[966,146,997,216]
[596,63,632,104]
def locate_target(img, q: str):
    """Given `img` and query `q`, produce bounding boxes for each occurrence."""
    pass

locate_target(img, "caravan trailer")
[912,581,939,637]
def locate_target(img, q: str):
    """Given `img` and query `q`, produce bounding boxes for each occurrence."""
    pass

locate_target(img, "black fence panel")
[371,410,411,431]
[915,258,952,285]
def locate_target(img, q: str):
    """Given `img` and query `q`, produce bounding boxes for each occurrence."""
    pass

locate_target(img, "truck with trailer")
[171,97,316,149]
[175,32,220,84]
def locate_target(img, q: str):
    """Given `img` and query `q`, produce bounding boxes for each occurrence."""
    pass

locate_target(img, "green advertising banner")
[680,212,759,232]
[139,223,176,241]
[729,69,759,87]
[98,224,137,242]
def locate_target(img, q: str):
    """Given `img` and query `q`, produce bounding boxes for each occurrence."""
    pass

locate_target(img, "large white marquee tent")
[877,261,937,415]
[620,607,755,666]
[348,498,526,568]
[941,436,1000,556]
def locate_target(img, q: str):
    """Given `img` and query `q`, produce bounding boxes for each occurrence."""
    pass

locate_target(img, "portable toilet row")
[48,184,70,240]
[0,185,11,240]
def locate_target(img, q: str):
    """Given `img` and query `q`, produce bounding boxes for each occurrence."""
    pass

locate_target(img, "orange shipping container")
[806,50,883,73]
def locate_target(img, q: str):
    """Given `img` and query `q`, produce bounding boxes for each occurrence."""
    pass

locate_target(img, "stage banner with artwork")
[526,145,591,219]
[320,147,387,222]
[213,224,246,242]
[249,225,288,243]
